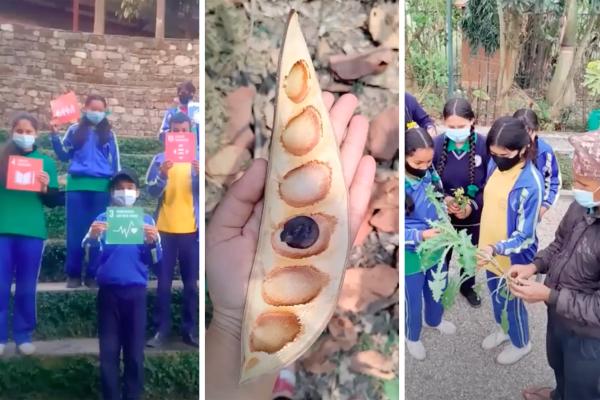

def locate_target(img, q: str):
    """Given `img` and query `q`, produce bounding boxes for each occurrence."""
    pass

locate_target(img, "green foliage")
[584,60,600,97]
[383,378,400,400]
[461,0,500,55]
[452,187,470,209]
[557,153,573,189]
[441,276,461,309]
[0,352,198,400]
[31,290,184,339]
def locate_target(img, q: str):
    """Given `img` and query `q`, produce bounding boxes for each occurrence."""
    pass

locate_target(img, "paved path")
[405,196,572,400]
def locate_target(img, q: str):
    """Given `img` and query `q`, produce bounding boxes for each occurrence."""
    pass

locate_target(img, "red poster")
[165,132,196,163]
[6,156,43,192]
[50,92,80,125]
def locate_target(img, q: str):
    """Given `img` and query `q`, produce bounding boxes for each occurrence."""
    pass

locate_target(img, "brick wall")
[460,39,500,89]
[0,23,199,136]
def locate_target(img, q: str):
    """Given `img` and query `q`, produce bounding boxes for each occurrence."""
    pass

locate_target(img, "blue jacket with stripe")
[144,152,200,231]
[158,106,200,144]
[82,212,162,286]
[405,169,444,253]
[486,159,544,264]
[50,123,120,178]
[534,137,561,208]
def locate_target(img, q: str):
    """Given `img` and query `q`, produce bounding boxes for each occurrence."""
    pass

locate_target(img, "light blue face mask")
[445,127,471,143]
[85,111,106,125]
[13,133,36,150]
[573,187,600,209]
[112,190,138,207]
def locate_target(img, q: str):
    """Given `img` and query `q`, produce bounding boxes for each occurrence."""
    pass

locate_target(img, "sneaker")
[83,278,97,289]
[66,278,82,289]
[17,342,36,355]
[462,289,482,308]
[496,342,532,365]
[146,333,168,348]
[482,329,510,350]
[406,340,426,361]
[424,319,457,335]
[182,333,199,348]
[0,343,5,356]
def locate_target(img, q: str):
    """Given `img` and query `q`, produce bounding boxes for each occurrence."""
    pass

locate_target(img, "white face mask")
[445,127,471,143]
[112,189,137,206]
[13,133,36,150]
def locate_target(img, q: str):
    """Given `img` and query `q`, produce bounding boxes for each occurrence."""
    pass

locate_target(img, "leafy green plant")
[452,187,470,210]
[584,60,600,98]
[417,185,513,328]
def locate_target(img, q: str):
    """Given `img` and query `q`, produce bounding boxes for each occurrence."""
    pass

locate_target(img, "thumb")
[207,159,268,242]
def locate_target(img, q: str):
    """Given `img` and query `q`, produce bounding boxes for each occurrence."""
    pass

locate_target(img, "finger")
[340,115,369,187]
[242,199,264,243]
[207,159,268,242]
[322,91,335,111]
[348,155,376,240]
[329,93,359,146]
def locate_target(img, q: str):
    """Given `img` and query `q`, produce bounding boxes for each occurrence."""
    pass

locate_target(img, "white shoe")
[17,342,36,355]
[482,329,510,350]
[496,342,532,365]
[425,319,457,335]
[406,340,426,361]
[0,343,5,356]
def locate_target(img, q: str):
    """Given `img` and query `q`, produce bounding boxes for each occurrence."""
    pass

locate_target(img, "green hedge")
[27,290,184,340]
[557,153,573,190]
[0,352,198,400]
[0,132,163,155]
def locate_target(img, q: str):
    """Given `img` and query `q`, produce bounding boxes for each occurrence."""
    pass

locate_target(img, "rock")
[329,47,394,81]
[350,350,395,380]
[368,4,399,50]
[0,24,13,32]
[74,51,87,59]
[338,264,398,313]
[367,106,399,160]
[158,65,174,75]
[70,57,82,66]
[224,86,256,145]
[174,55,191,66]
[26,90,38,97]
[30,51,45,59]
[91,51,106,60]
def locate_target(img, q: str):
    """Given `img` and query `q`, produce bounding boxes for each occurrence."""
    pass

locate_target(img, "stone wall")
[0,23,199,137]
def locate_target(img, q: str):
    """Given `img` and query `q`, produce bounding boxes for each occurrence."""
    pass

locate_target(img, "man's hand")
[507,264,537,282]
[160,160,174,178]
[89,222,107,240]
[144,224,159,244]
[509,279,551,303]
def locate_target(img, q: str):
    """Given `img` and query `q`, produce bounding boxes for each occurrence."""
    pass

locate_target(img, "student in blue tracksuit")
[158,81,199,144]
[0,113,59,356]
[513,109,561,220]
[83,168,161,400]
[145,112,199,348]
[405,127,456,361]
[477,116,543,365]
[50,94,120,288]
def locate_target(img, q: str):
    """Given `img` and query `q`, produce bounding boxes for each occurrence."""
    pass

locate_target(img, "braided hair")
[513,108,539,161]
[437,98,477,189]
[405,127,435,214]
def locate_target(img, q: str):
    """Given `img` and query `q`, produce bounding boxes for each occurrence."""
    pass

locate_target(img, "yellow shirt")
[157,163,196,233]
[479,162,524,275]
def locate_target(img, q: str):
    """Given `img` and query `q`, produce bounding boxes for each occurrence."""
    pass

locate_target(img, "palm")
[206,92,376,326]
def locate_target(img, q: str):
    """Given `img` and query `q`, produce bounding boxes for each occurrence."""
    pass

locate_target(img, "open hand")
[38,171,49,193]
[477,245,495,267]
[509,279,551,303]
[206,92,376,333]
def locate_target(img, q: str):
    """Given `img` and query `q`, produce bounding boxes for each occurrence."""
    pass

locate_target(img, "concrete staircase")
[0,133,198,400]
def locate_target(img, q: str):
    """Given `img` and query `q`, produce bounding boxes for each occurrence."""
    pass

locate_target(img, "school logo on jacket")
[474,154,482,167]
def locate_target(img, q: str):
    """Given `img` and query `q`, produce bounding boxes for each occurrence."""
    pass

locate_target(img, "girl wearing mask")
[0,113,59,355]
[158,81,198,142]
[434,98,489,308]
[477,116,543,365]
[51,94,120,288]
[513,109,561,220]
[405,127,456,361]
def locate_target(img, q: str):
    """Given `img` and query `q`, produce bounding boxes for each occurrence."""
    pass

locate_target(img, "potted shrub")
[584,60,600,131]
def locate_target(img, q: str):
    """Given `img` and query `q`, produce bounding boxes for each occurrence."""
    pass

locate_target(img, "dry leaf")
[232,127,255,150]
[353,209,374,247]
[224,86,256,145]
[368,4,399,50]
[370,208,399,233]
[350,350,395,380]
[370,175,399,210]
[301,337,340,375]
[367,106,399,160]
[338,264,399,313]
[206,145,251,177]
[328,315,358,351]
[329,47,394,81]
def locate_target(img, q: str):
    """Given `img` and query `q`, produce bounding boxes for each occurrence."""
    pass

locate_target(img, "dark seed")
[280,216,319,249]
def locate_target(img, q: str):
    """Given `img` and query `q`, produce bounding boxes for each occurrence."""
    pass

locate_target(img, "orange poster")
[50,92,80,125]
[6,156,43,192]
[165,132,196,163]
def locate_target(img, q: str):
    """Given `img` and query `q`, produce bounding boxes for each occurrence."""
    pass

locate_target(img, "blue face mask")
[445,127,471,143]
[85,111,106,125]
[573,187,600,209]
[13,133,36,150]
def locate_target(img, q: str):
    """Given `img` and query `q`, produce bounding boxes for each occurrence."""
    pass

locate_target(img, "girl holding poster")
[50,94,121,288]
[0,113,59,355]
